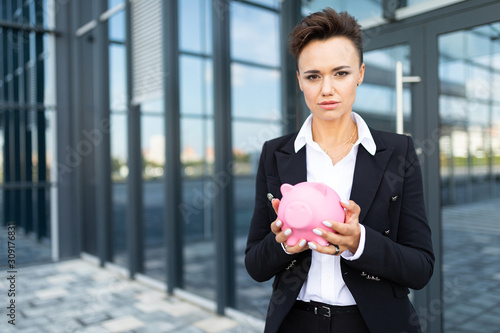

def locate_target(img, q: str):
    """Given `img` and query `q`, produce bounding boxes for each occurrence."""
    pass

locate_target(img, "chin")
[313,109,349,121]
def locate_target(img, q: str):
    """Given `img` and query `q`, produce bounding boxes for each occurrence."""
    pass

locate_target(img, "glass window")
[230,2,280,67]
[439,23,500,332]
[231,63,281,121]
[179,0,212,54]
[111,113,128,266]
[109,9,125,42]
[302,0,383,22]
[109,44,127,111]
[232,120,281,317]
[108,0,125,9]
[181,116,216,300]
[180,55,213,116]
[354,44,412,133]
[142,114,166,279]
[246,0,281,9]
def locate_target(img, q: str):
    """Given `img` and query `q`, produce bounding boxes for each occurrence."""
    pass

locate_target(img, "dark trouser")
[277,301,370,333]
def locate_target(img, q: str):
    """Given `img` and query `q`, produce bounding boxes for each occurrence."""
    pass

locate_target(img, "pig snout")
[284,201,313,229]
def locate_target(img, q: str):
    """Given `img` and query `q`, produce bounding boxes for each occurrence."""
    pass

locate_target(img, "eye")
[335,71,350,77]
[306,74,320,81]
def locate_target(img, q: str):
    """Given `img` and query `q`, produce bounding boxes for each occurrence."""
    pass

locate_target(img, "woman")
[245,8,434,333]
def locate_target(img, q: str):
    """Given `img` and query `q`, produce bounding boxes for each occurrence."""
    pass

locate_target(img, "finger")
[341,200,361,217]
[284,239,307,254]
[272,198,280,215]
[308,241,342,256]
[275,228,292,244]
[270,218,283,234]
[313,227,343,246]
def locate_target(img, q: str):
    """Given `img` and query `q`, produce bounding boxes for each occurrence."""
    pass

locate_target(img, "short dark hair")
[289,8,363,67]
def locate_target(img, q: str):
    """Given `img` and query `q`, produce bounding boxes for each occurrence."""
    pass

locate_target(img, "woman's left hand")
[307,200,361,256]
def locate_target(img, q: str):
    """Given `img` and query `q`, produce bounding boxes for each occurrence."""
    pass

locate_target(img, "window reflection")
[439,23,500,333]
[180,56,213,116]
[179,0,212,54]
[354,45,411,133]
[231,64,281,121]
[303,0,382,22]
[230,2,280,66]
[109,44,127,111]
[142,114,166,279]
[180,116,216,300]
[111,113,128,266]
[439,23,500,205]
[109,9,125,42]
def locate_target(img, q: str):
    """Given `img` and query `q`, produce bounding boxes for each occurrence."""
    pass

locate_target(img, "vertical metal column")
[280,0,303,133]
[162,0,183,293]
[54,0,81,259]
[422,21,443,333]
[22,2,33,235]
[35,2,46,240]
[212,0,235,314]
[125,0,144,277]
[94,0,113,265]
[12,1,21,232]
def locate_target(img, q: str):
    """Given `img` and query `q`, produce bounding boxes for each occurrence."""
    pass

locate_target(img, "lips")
[318,100,340,110]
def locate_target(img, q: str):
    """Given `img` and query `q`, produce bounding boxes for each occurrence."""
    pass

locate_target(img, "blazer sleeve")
[346,136,434,290]
[245,141,301,283]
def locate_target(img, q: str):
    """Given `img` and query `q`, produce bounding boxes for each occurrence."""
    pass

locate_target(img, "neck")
[311,113,357,147]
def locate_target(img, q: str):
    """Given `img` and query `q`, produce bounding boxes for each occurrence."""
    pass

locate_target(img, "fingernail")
[276,220,282,227]
[308,242,317,250]
[322,221,332,227]
[341,199,350,205]
[312,229,322,236]
[284,229,292,236]
[299,239,306,247]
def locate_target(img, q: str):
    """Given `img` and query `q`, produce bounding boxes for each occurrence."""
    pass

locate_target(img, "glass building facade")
[1,0,500,331]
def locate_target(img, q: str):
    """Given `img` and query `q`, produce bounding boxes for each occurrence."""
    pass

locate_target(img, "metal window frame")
[162,0,183,293]
[94,0,113,266]
[125,0,144,277]
[212,0,235,314]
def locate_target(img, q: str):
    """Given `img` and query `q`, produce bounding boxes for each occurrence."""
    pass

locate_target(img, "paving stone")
[193,317,239,333]
[101,315,145,332]
[35,287,69,300]
[77,311,112,326]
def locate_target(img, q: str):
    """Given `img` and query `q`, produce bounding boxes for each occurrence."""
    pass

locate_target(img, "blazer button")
[391,195,398,202]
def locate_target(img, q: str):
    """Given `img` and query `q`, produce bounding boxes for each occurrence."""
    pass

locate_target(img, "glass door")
[354,44,415,135]
[438,22,500,332]
[360,24,440,331]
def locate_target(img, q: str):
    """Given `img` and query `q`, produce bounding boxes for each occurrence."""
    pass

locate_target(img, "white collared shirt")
[293,111,376,305]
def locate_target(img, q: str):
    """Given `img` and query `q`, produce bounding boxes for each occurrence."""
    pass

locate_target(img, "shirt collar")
[294,112,376,156]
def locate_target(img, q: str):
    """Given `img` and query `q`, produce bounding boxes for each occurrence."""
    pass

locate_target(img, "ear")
[310,182,328,195]
[296,71,303,91]
[357,63,365,86]
[281,183,294,196]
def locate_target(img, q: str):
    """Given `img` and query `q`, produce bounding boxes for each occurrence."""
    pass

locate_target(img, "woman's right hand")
[270,199,308,254]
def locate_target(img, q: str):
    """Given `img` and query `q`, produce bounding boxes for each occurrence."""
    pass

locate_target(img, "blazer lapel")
[275,134,307,186]
[350,129,393,224]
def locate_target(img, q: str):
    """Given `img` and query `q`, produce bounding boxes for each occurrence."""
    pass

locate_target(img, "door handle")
[396,61,421,134]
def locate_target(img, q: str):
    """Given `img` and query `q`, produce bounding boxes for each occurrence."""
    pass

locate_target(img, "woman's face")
[296,36,365,123]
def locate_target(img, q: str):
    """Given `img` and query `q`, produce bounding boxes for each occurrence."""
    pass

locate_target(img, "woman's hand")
[307,200,362,256]
[270,199,308,254]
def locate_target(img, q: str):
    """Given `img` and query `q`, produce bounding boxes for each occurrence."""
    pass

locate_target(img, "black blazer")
[245,128,434,333]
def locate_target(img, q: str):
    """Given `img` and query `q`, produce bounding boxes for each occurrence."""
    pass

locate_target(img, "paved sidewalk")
[0,259,263,333]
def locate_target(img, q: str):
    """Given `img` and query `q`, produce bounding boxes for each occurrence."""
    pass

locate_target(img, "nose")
[321,75,334,96]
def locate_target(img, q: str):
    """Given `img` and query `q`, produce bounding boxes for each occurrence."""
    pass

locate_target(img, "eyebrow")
[303,66,351,74]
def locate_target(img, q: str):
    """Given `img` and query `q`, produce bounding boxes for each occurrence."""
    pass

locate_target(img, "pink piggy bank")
[277,182,345,247]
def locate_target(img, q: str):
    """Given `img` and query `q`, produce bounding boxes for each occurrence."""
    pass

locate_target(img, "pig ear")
[280,183,294,196]
[310,182,328,195]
